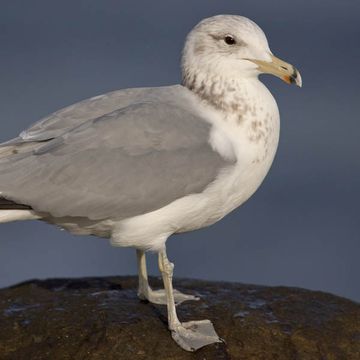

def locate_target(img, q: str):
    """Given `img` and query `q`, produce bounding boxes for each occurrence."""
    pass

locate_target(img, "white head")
[182,15,301,91]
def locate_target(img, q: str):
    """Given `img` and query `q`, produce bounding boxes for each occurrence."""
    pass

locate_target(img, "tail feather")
[0,210,40,223]
[0,197,32,210]
[0,197,40,223]
[0,139,42,223]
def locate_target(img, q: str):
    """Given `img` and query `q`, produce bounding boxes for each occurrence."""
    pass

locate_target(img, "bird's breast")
[199,86,280,224]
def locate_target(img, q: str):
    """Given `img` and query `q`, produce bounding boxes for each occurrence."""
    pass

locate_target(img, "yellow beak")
[249,54,302,87]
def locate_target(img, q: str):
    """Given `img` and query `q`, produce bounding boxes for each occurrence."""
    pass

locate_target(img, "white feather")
[0,210,41,223]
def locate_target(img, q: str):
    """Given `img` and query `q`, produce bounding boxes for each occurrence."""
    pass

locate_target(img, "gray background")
[0,0,359,301]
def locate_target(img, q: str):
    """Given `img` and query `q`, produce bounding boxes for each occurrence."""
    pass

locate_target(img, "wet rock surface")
[0,276,359,360]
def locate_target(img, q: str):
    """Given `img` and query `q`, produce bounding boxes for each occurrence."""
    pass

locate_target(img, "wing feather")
[0,89,231,221]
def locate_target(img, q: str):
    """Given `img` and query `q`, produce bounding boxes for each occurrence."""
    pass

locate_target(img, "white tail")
[0,210,41,223]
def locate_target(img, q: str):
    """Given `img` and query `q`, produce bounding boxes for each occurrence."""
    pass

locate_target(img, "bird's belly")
[178,156,275,233]
[177,113,280,233]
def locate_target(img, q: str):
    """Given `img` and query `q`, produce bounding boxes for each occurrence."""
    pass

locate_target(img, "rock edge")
[0,277,359,360]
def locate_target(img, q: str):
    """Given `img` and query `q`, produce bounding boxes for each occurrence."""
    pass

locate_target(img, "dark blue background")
[0,1,359,301]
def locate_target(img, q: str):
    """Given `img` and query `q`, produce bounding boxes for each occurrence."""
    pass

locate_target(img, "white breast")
[111,79,280,251]
[181,78,280,227]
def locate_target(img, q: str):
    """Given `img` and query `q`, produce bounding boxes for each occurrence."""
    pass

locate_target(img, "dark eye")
[224,35,236,45]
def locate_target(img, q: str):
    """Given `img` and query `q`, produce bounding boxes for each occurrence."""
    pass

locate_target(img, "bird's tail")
[0,197,40,224]
[0,139,42,223]
[0,197,31,210]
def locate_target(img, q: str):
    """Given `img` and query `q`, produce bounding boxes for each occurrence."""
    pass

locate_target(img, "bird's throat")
[183,69,258,117]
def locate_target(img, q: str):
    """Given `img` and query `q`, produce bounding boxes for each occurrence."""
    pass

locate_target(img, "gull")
[0,15,301,351]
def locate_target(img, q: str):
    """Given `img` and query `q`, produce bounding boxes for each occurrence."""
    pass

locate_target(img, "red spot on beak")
[283,75,291,84]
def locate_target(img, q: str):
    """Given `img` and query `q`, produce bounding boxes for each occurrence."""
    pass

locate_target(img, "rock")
[0,276,359,360]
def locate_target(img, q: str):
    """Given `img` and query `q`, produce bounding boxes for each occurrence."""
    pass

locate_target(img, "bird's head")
[182,15,302,88]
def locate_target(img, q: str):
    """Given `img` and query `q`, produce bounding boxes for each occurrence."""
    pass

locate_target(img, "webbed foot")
[139,288,199,305]
[171,320,222,351]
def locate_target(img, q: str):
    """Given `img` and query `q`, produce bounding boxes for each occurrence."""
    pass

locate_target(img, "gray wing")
[0,94,231,221]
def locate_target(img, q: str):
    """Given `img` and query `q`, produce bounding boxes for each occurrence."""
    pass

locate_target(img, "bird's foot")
[171,320,222,352]
[139,288,199,305]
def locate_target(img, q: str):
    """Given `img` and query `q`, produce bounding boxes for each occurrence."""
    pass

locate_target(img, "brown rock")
[0,277,359,360]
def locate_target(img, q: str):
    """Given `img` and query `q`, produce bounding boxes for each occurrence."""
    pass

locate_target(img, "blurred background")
[0,0,359,301]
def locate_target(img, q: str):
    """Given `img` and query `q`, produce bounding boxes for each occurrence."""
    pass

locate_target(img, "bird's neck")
[182,69,263,115]
[183,68,280,167]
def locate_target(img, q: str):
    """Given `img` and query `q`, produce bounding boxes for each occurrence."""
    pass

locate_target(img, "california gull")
[0,15,301,351]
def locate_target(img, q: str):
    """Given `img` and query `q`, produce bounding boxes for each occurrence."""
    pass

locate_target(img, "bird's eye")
[224,35,236,45]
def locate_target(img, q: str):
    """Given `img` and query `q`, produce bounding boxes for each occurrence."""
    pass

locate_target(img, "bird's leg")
[158,247,222,352]
[136,249,151,301]
[136,249,199,305]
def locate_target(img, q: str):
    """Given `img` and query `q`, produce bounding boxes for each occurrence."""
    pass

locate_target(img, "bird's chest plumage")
[195,82,280,226]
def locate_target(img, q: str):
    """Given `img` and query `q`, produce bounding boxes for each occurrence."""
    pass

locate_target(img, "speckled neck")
[183,67,280,165]
[182,70,252,119]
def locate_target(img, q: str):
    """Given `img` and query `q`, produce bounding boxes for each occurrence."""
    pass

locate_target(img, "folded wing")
[0,89,231,221]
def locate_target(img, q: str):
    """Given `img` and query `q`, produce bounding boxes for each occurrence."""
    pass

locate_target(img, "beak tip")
[289,69,302,88]
[295,72,302,88]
